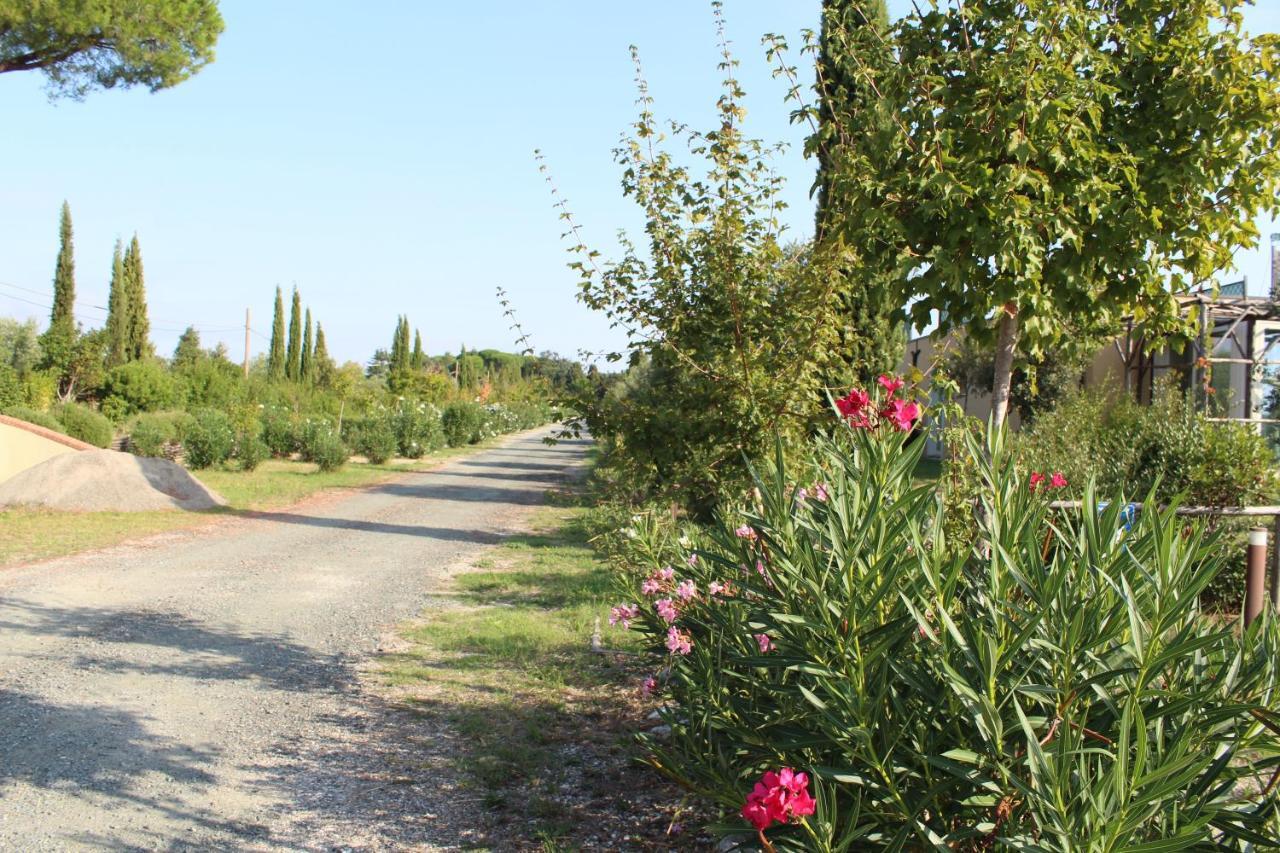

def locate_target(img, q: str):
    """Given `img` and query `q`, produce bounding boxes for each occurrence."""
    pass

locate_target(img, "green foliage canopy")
[802,0,1280,421]
[0,0,224,98]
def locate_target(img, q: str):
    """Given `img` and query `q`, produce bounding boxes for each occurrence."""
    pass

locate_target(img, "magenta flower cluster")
[835,374,920,432]
[741,767,816,831]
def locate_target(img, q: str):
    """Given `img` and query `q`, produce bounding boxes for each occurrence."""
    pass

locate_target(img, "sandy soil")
[0,449,225,512]
[0,428,589,851]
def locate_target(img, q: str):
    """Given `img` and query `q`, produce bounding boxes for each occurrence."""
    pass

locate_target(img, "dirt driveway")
[0,429,590,851]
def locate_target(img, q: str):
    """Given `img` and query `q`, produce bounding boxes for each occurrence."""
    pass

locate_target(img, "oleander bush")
[53,402,114,448]
[393,402,444,458]
[234,429,269,472]
[260,404,299,458]
[354,414,398,464]
[613,381,1280,850]
[297,418,348,471]
[183,409,235,469]
[442,401,484,447]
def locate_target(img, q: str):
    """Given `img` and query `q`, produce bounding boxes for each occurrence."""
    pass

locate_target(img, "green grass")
[379,500,644,842]
[0,440,505,568]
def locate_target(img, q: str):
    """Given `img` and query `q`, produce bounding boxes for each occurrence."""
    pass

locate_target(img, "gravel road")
[0,428,590,851]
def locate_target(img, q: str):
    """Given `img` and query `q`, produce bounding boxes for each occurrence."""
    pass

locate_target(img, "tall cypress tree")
[49,201,77,341]
[286,287,302,381]
[300,308,314,383]
[105,239,130,366]
[396,317,411,374]
[815,0,900,388]
[411,329,424,370]
[122,235,152,360]
[313,323,333,385]
[268,286,286,380]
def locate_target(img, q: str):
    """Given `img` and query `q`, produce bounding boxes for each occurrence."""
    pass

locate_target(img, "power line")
[0,279,247,336]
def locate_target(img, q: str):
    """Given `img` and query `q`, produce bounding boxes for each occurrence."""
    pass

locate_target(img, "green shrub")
[234,430,269,472]
[260,405,298,457]
[617,395,1280,848]
[355,415,397,464]
[441,401,484,447]
[310,431,349,472]
[0,364,21,410]
[183,409,235,469]
[126,411,195,458]
[100,360,179,419]
[1018,385,1279,604]
[2,404,65,434]
[53,402,114,448]
[394,402,444,457]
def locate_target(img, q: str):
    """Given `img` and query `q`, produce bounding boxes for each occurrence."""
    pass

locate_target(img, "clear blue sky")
[1,1,1277,366]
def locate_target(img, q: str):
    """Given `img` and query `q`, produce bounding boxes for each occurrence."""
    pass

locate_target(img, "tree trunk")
[991,303,1020,429]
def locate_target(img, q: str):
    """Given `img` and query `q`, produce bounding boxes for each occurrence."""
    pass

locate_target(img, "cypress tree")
[122,235,152,360]
[397,318,411,373]
[286,287,302,381]
[389,316,404,371]
[313,323,333,385]
[173,326,202,370]
[815,0,901,389]
[300,308,314,383]
[49,201,77,341]
[268,286,286,380]
[411,329,424,370]
[105,239,130,366]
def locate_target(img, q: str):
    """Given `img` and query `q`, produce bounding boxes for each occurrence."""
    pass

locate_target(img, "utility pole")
[243,307,251,378]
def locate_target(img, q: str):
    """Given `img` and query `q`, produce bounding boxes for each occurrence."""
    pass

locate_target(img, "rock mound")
[0,450,226,512]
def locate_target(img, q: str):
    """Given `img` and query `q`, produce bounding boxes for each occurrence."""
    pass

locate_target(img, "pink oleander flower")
[735,524,758,541]
[640,676,658,696]
[1029,471,1046,493]
[609,603,639,629]
[676,579,698,601]
[708,580,727,597]
[657,566,676,582]
[640,577,663,596]
[687,553,699,567]
[878,374,904,394]
[741,768,816,831]
[835,388,870,421]
[1050,471,1068,489]
[755,633,774,653]
[814,483,829,502]
[882,397,920,432]
[655,598,678,624]
[795,486,808,504]
[666,626,692,655]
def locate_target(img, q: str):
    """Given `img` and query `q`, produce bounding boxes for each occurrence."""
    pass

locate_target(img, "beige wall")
[0,419,85,484]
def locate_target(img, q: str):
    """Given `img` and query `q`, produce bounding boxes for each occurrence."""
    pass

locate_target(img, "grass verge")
[378,495,703,850]
[0,439,507,568]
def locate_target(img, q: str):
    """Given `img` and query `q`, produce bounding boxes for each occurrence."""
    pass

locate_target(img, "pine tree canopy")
[0,0,225,99]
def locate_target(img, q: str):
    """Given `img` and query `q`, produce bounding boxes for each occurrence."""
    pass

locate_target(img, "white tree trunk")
[991,304,1020,429]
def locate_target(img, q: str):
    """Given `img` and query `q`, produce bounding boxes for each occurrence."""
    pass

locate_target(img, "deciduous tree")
[805,0,1280,426]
